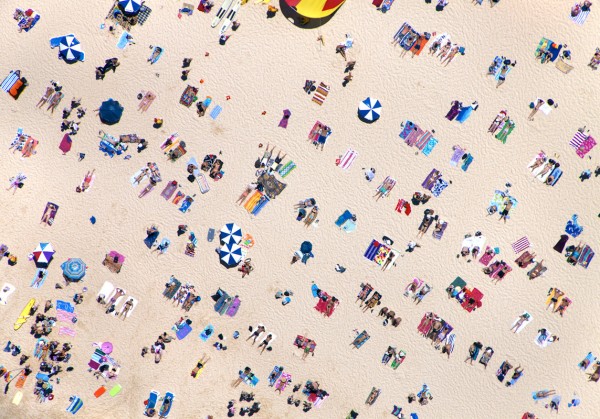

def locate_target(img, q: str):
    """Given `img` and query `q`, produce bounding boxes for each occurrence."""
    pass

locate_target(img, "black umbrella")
[99,99,124,125]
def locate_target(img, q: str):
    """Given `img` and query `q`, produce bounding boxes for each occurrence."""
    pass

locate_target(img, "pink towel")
[57,309,75,323]
[59,326,77,337]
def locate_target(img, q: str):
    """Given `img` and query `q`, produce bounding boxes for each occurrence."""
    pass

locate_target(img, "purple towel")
[226,297,241,317]
[278,109,291,128]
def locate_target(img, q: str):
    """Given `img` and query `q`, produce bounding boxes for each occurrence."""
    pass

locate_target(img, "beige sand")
[1,0,599,417]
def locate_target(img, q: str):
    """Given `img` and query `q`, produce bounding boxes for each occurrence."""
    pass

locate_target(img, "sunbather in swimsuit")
[105,288,125,308]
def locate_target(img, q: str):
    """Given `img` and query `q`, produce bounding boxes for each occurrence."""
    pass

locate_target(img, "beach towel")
[179,196,194,213]
[421,137,438,156]
[251,195,270,215]
[160,182,178,200]
[399,121,414,139]
[41,202,59,226]
[422,169,440,190]
[59,327,77,337]
[268,366,284,386]
[415,130,433,149]
[555,59,574,74]
[148,46,164,64]
[432,221,447,240]
[534,329,552,348]
[66,396,83,414]
[176,323,192,340]
[197,173,210,193]
[579,352,596,370]
[511,237,530,253]
[461,154,474,171]
[364,240,381,261]
[479,247,495,266]
[495,120,515,143]
[31,268,48,289]
[1,71,20,92]
[210,105,223,120]
[59,134,73,154]
[431,178,448,197]
[226,296,241,317]
[338,149,358,170]
[571,9,590,25]
[275,373,291,392]
[380,0,395,12]
[576,135,597,158]
[374,245,391,265]
[56,309,76,323]
[578,245,594,268]
[278,161,296,178]
[450,147,465,166]
[569,130,587,149]
[137,5,152,25]
[199,325,214,341]
[405,125,424,146]
[312,82,330,106]
[56,300,74,312]
[116,31,130,50]
[163,278,181,299]
[279,109,291,128]
[18,12,41,32]
[511,312,532,333]
[179,86,198,107]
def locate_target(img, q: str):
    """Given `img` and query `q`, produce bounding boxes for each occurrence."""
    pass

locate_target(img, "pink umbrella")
[101,342,113,354]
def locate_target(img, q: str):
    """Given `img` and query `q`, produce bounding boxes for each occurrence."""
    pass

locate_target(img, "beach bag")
[254,158,261,168]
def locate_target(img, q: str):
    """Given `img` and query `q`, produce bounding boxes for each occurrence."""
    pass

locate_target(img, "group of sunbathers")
[36,80,64,113]
[528,150,562,186]
[465,341,494,368]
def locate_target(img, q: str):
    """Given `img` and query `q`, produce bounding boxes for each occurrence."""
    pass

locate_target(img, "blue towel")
[421,138,438,156]
[199,325,214,341]
[311,284,320,297]
[461,154,474,171]
[116,31,130,50]
[210,105,223,120]
[335,210,352,227]
[49,36,63,48]
[364,240,380,261]
[56,300,74,313]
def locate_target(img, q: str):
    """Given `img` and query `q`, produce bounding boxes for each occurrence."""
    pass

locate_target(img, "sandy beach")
[1,0,599,418]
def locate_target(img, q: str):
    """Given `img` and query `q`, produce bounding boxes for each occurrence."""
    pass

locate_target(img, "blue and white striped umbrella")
[118,0,142,15]
[220,242,243,266]
[58,35,84,62]
[358,97,382,122]
[220,223,242,246]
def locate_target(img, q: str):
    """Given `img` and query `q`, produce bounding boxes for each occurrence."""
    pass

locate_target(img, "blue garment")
[565,214,583,238]
[456,105,474,123]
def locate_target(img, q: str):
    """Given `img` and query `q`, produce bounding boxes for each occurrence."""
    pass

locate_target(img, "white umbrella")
[358,97,382,122]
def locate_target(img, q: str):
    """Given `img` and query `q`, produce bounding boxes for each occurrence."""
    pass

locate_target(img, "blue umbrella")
[99,99,124,125]
[58,35,84,63]
[220,242,243,266]
[300,241,313,254]
[61,258,86,281]
[358,97,382,123]
[118,0,142,15]
[220,223,242,246]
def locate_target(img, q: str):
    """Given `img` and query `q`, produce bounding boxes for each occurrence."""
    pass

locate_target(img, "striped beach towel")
[569,131,586,149]
[570,10,590,25]
[415,131,433,150]
[405,126,424,147]
[312,82,330,106]
[338,149,358,170]
[59,326,77,337]
[364,240,380,261]
[210,105,222,120]
[1,71,19,92]
[512,236,530,254]
[278,161,296,178]
[57,309,76,323]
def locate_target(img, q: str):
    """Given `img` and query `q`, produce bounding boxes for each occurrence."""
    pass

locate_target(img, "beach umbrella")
[33,243,55,266]
[118,0,142,15]
[300,241,313,254]
[61,258,86,281]
[220,223,242,246]
[220,242,243,266]
[358,97,382,123]
[99,99,124,125]
[58,35,84,62]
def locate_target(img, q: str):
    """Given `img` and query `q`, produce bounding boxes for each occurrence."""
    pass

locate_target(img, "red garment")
[404,202,412,216]
[314,293,329,313]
